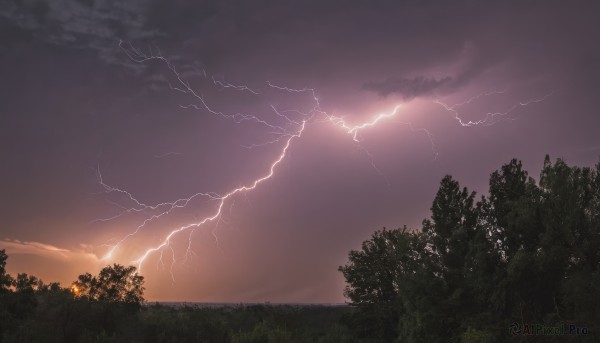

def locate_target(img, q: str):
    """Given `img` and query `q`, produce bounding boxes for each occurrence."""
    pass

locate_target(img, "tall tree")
[340,156,600,342]
[488,159,540,257]
[421,175,477,338]
[425,175,477,276]
[0,249,13,293]
[540,157,600,327]
[338,227,430,341]
[72,264,145,305]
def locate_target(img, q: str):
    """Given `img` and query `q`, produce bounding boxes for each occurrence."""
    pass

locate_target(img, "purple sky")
[1,1,599,303]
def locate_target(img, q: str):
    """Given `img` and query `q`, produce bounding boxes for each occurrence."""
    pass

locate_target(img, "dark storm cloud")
[361,52,492,100]
[0,1,501,89]
[124,1,507,100]
[0,0,158,65]
[361,38,495,99]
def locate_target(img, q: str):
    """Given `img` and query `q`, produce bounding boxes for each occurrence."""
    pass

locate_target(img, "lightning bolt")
[132,120,306,272]
[327,105,402,142]
[211,75,260,95]
[97,44,313,266]
[119,40,294,136]
[95,42,552,279]
[326,105,439,171]
[93,166,222,261]
[434,90,554,126]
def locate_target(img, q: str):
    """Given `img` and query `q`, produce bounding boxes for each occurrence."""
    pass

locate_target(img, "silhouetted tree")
[340,156,600,342]
[421,175,478,338]
[339,227,433,341]
[0,249,13,293]
[0,253,357,342]
[72,264,145,305]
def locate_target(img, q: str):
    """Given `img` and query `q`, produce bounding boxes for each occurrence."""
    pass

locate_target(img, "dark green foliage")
[1,155,599,342]
[134,303,354,343]
[339,226,433,341]
[72,264,145,306]
[340,156,600,342]
[0,253,355,342]
[0,263,147,342]
[0,251,355,343]
[0,250,12,293]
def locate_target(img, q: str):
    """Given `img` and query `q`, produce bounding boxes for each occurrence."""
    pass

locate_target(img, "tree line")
[1,155,598,342]
[0,253,354,342]
[340,156,600,342]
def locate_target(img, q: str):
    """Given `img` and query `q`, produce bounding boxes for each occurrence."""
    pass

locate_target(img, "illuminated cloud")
[1,239,99,263]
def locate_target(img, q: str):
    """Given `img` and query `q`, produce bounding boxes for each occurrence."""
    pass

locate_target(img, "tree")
[539,157,600,327]
[339,156,600,342]
[338,227,433,341]
[0,249,13,293]
[420,176,480,338]
[0,249,15,339]
[487,159,542,263]
[72,264,145,305]
[13,273,40,292]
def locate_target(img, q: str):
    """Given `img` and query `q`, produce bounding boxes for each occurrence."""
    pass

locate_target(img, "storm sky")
[1,1,599,303]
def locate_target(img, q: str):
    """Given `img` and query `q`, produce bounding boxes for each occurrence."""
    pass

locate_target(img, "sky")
[1,0,599,303]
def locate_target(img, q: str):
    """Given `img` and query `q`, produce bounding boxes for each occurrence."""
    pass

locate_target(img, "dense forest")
[1,155,599,342]
[0,260,353,342]
[340,156,600,342]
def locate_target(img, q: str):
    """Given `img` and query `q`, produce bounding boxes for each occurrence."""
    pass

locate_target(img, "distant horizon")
[152,301,348,307]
